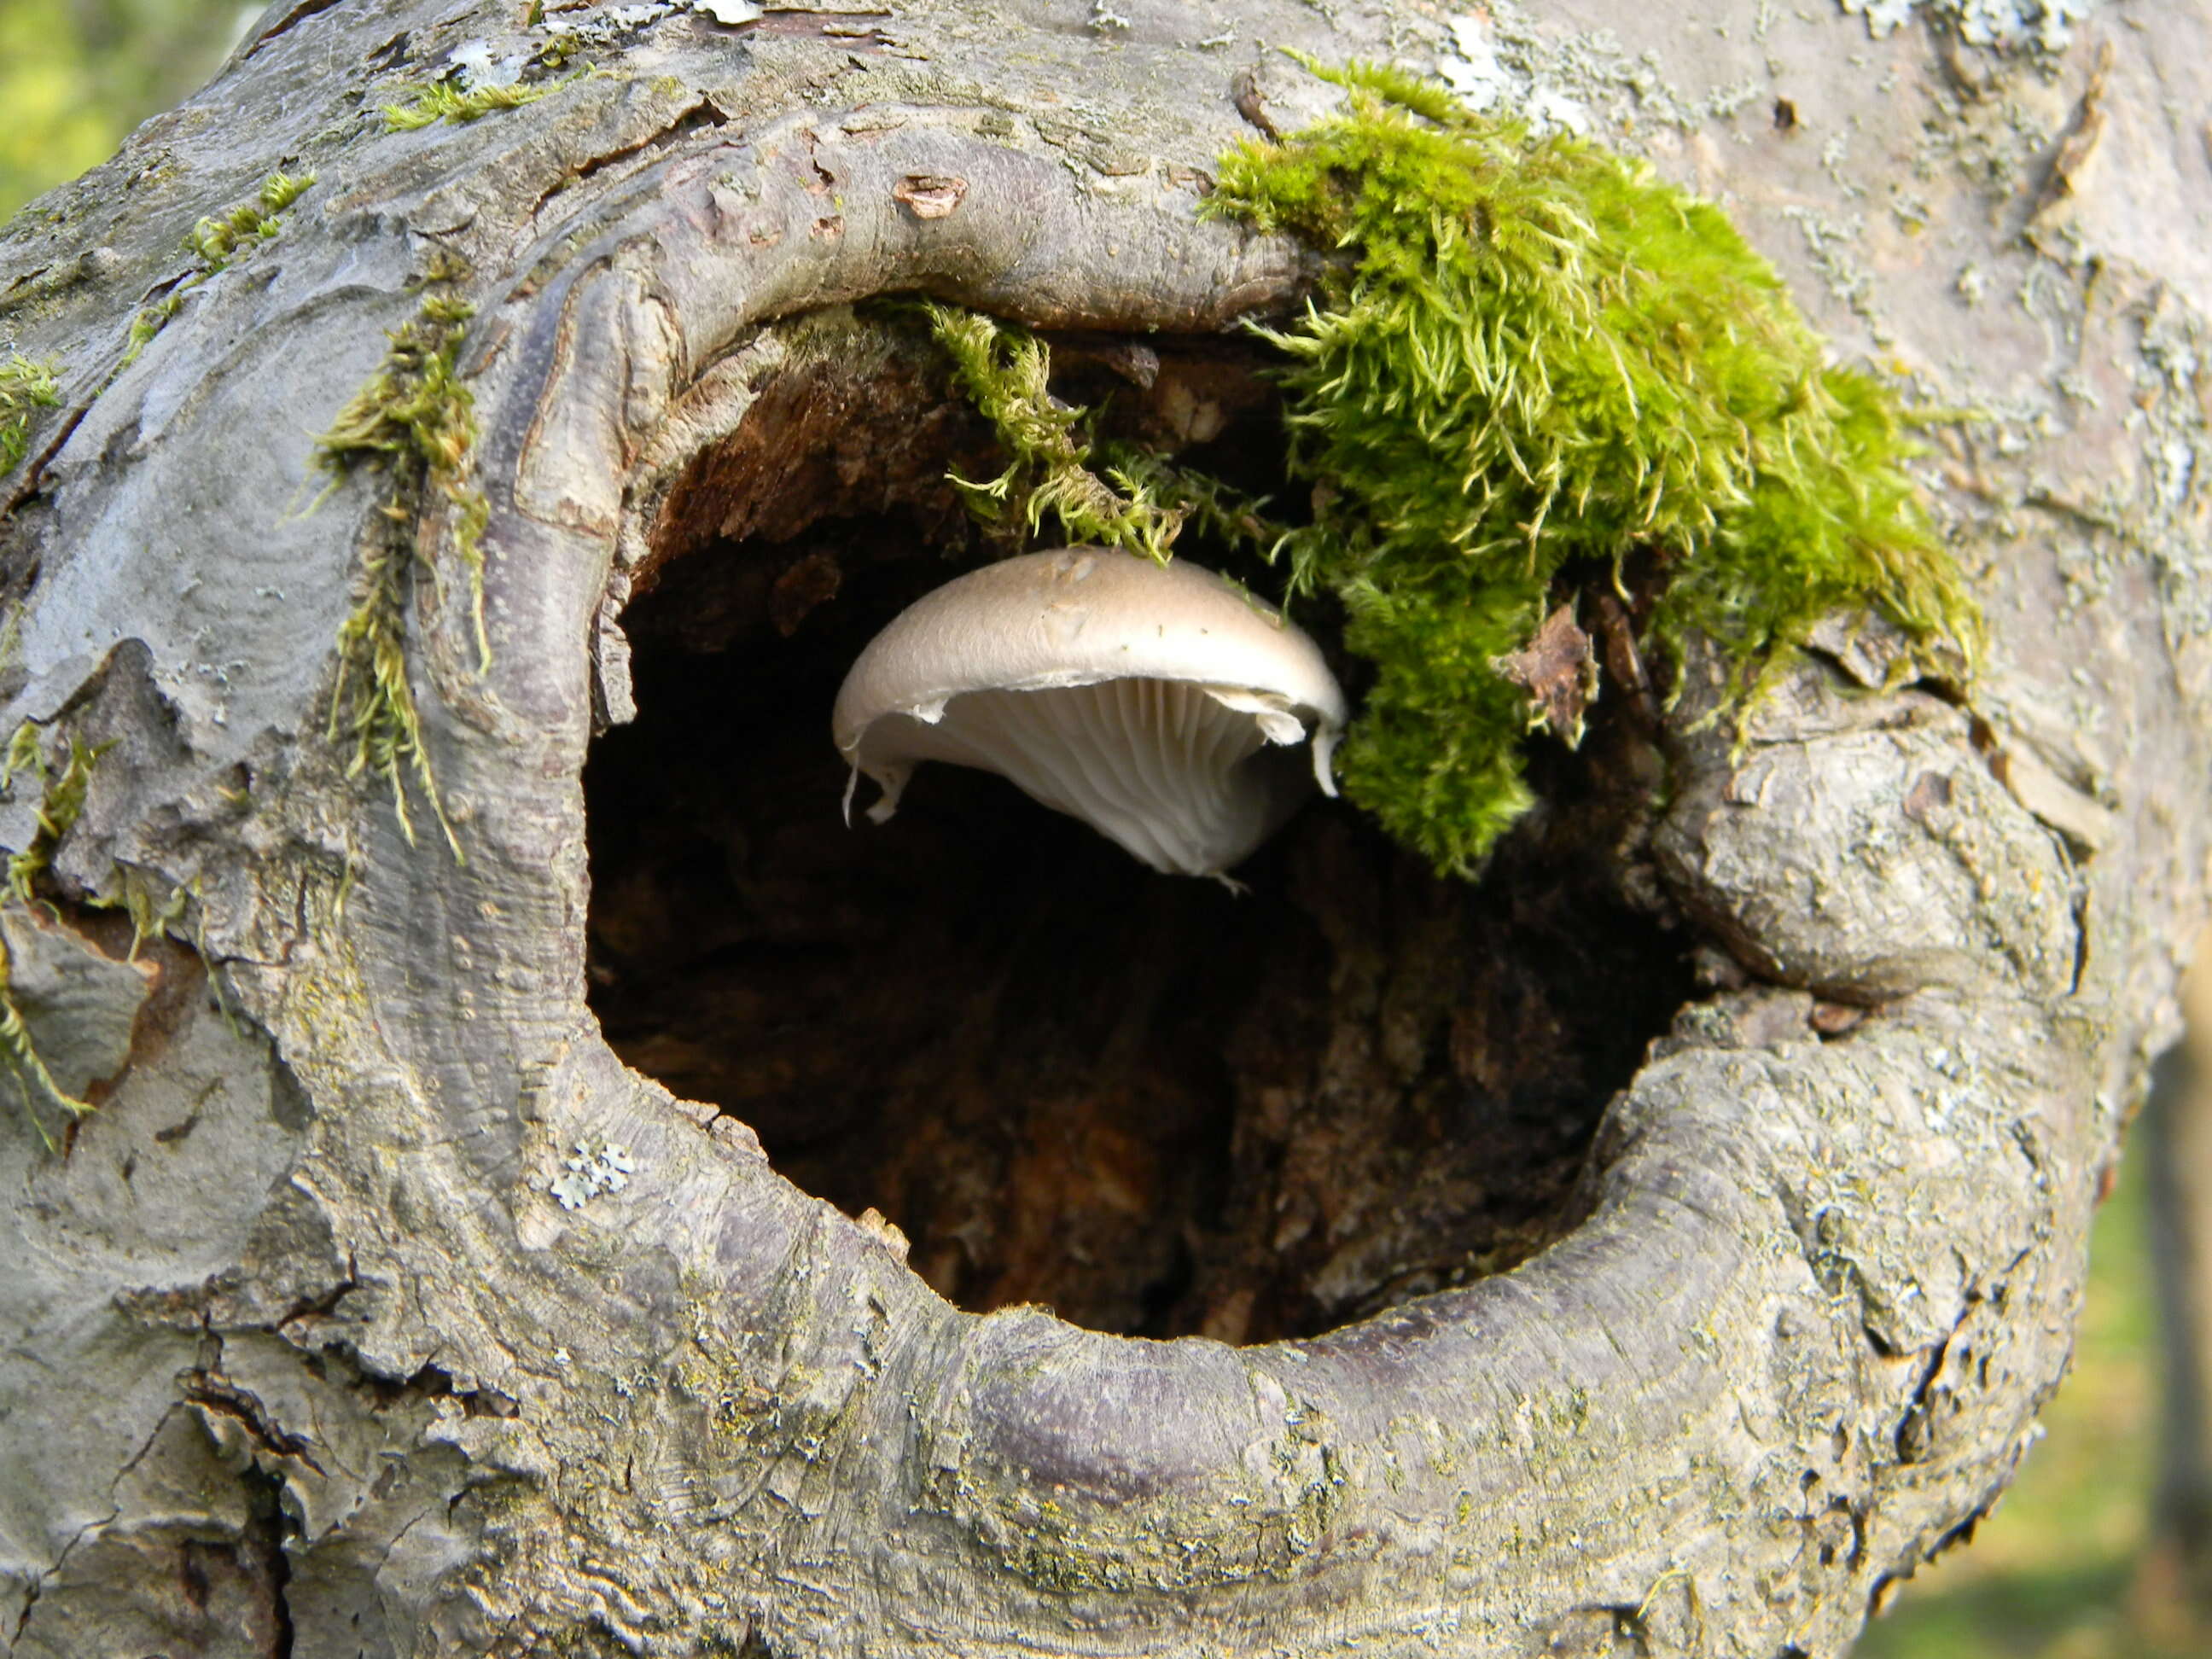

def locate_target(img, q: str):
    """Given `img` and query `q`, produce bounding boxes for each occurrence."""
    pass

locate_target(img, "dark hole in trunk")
[585,315,1693,1342]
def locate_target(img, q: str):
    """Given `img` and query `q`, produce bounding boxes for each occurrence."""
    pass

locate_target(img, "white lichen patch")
[1439,17,1592,137]
[1838,0,2095,53]
[450,40,525,88]
[1437,5,1779,144]
[550,1137,637,1209]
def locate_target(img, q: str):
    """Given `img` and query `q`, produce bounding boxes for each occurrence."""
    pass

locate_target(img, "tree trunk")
[1,2,2206,1655]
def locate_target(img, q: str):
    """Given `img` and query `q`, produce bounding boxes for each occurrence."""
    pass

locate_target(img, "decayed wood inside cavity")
[586,327,1694,1341]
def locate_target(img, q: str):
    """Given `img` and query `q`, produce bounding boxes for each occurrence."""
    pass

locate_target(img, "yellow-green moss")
[1196,58,1977,875]
[0,352,61,474]
[382,71,583,131]
[3,722,111,905]
[120,172,315,370]
[0,928,90,1151]
[109,867,189,961]
[312,278,490,857]
[0,721,39,794]
[119,294,182,370]
[925,302,1186,563]
[925,65,1975,878]
[0,723,114,1151]
[185,169,314,269]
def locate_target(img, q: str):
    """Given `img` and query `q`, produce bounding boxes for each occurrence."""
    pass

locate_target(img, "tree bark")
[1,3,2207,1656]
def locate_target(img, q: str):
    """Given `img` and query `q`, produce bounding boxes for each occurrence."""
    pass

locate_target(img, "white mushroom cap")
[832,548,1348,880]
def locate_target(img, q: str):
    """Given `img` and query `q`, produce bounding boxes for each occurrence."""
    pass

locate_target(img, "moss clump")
[120,172,315,370]
[382,72,583,131]
[184,169,314,269]
[925,302,1190,563]
[0,722,114,1150]
[312,276,491,856]
[1196,59,1977,875]
[119,295,182,369]
[2,723,112,905]
[0,352,61,474]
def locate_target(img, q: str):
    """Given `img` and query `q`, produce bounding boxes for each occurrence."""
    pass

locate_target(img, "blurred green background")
[0,0,253,222]
[0,2,2200,1653]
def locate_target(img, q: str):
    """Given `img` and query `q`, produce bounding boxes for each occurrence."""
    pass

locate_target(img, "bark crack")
[247,1464,298,1659]
[240,0,348,61]
[185,1371,330,1476]
[0,401,87,521]
[526,99,733,227]
[9,1401,183,1643]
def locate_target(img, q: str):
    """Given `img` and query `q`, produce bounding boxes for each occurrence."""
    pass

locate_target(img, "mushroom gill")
[831,549,1348,879]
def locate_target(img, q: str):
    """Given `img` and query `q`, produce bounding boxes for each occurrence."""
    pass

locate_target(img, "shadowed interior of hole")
[582,323,1697,1343]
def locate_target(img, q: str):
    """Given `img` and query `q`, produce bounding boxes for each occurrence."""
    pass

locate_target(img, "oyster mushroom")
[832,548,1348,880]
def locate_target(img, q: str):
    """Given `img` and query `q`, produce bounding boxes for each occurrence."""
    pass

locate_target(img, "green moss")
[119,293,182,371]
[0,722,114,1151]
[0,928,90,1151]
[1192,58,1978,876]
[925,301,1188,562]
[3,722,112,905]
[312,276,490,857]
[382,72,582,131]
[0,352,61,474]
[920,63,1974,879]
[184,169,314,269]
[0,720,40,793]
[119,172,315,371]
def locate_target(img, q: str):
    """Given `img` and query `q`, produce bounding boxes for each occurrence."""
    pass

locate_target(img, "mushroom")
[832,548,1348,880]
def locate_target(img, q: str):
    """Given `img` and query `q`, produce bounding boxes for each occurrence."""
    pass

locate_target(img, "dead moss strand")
[0,934,92,1152]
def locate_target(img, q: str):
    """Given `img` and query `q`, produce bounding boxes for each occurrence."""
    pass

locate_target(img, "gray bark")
[0,2,2207,1656]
